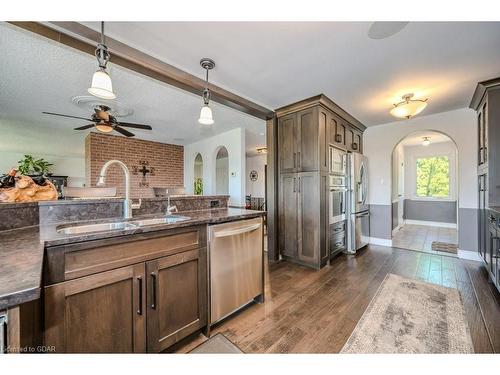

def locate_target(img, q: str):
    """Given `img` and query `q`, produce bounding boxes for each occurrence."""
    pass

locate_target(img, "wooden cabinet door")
[353,129,362,153]
[297,108,319,172]
[146,249,207,352]
[278,113,298,173]
[346,127,355,152]
[318,108,329,171]
[329,114,346,148]
[279,174,298,258]
[297,172,320,265]
[478,175,486,260]
[45,263,146,353]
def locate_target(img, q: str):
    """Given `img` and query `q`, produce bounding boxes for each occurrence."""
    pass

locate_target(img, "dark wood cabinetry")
[471,77,500,293]
[43,227,207,353]
[276,95,364,269]
[146,249,207,352]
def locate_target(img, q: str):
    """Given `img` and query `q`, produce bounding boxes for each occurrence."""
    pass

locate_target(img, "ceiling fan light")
[88,69,116,100]
[95,123,114,133]
[422,137,431,146]
[198,105,214,125]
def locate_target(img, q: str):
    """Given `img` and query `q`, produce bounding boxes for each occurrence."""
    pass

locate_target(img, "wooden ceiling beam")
[8,21,275,120]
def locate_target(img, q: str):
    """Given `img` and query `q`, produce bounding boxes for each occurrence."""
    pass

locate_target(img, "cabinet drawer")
[330,221,346,235]
[45,227,204,284]
[330,230,346,256]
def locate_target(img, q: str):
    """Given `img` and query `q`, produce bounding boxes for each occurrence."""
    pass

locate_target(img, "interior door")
[279,174,298,258]
[146,249,206,352]
[298,172,320,265]
[278,113,298,173]
[44,263,146,353]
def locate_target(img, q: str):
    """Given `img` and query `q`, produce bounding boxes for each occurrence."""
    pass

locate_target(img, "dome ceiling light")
[198,58,215,125]
[88,22,116,100]
[389,93,428,119]
[422,136,431,146]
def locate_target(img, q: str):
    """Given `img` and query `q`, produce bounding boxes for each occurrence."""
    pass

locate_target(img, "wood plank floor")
[172,245,500,353]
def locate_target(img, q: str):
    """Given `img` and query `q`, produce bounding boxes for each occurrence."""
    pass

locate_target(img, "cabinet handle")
[293,178,296,193]
[150,272,157,309]
[297,152,301,168]
[293,152,296,168]
[335,134,342,143]
[298,177,301,193]
[136,276,143,315]
[352,143,358,150]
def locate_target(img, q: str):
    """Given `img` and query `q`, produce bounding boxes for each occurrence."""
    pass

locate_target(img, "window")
[416,156,450,198]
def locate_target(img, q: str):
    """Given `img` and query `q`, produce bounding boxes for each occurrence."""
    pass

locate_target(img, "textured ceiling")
[76,21,500,126]
[0,23,266,157]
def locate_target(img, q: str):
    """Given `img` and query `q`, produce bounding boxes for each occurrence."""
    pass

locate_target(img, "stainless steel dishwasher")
[208,217,264,325]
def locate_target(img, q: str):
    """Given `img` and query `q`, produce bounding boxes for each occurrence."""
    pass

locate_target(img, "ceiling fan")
[42,105,152,137]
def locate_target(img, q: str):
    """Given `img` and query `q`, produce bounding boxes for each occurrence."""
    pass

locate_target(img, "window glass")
[416,156,450,198]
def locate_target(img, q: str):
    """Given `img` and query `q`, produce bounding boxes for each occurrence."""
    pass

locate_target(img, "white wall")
[403,141,457,201]
[215,156,229,195]
[364,108,477,209]
[246,154,267,198]
[391,143,404,202]
[0,118,86,186]
[184,128,246,207]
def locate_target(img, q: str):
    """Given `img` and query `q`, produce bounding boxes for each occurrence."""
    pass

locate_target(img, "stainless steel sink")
[130,215,190,226]
[57,222,137,235]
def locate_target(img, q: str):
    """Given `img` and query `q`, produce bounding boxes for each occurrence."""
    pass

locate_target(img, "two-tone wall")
[364,108,478,253]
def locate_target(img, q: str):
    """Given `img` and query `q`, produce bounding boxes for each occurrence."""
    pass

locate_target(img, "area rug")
[340,274,474,353]
[432,241,458,254]
[190,333,244,354]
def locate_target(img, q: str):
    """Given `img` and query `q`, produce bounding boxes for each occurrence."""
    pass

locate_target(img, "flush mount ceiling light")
[368,22,409,39]
[256,147,268,154]
[198,58,215,125]
[422,137,431,146]
[389,93,428,119]
[88,22,116,100]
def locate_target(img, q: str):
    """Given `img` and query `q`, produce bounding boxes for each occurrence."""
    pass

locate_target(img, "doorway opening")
[193,153,203,195]
[215,147,229,195]
[391,130,459,257]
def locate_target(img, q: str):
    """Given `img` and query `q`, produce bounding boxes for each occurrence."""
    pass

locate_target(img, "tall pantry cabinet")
[471,77,500,293]
[276,95,365,269]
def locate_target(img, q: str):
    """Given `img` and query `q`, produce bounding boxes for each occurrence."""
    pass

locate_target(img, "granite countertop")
[0,208,265,310]
[489,206,500,215]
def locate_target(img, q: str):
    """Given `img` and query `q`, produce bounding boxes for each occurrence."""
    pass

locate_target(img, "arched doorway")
[215,146,229,195]
[391,130,459,256]
[193,153,203,195]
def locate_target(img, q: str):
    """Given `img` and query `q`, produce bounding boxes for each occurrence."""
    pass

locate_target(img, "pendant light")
[422,136,431,146]
[88,22,116,100]
[198,58,215,125]
[389,93,428,119]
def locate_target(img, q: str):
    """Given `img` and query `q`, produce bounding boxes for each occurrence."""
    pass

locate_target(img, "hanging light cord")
[95,21,110,70]
[203,67,211,105]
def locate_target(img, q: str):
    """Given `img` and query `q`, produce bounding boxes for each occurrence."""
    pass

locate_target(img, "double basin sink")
[56,215,191,235]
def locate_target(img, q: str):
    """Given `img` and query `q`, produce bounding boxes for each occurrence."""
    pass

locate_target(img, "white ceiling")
[399,131,453,147]
[77,21,500,126]
[0,23,266,157]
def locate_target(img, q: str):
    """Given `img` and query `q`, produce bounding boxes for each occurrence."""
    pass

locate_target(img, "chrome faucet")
[165,189,178,216]
[96,159,141,219]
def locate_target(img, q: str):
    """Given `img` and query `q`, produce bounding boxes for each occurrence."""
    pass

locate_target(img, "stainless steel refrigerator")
[347,153,370,254]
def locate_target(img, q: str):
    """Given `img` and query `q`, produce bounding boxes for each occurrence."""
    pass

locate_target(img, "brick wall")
[86,133,184,198]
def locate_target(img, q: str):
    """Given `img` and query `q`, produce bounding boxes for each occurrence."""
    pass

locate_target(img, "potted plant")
[18,154,53,185]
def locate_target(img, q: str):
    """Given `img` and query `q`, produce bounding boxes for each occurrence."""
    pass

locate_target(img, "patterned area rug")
[341,274,473,353]
[190,333,244,354]
[432,241,458,254]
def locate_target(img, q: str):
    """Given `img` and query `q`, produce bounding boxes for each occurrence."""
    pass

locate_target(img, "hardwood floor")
[172,245,500,353]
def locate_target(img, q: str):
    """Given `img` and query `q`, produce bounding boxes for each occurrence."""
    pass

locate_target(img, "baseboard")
[369,237,393,247]
[457,249,482,262]
[404,219,457,229]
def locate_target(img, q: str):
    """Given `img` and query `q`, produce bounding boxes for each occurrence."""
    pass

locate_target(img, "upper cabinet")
[277,94,365,175]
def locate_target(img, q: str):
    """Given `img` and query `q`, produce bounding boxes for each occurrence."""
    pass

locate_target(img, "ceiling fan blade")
[114,126,135,137]
[43,112,93,121]
[74,124,95,130]
[117,122,153,130]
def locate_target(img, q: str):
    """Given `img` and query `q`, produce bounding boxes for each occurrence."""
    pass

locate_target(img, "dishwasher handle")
[212,223,261,238]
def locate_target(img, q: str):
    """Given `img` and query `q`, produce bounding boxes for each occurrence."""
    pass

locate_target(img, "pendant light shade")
[88,22,116,100]
[88,69,116,99]
[198,58,216,125]
[389,93,428,119]
[198,104,214,125]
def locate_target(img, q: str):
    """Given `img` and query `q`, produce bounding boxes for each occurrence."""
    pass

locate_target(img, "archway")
[193,153,203,195]
[215,146,229,195]
[390,130,459,256]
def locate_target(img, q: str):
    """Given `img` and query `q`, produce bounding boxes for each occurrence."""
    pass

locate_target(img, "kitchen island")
[0,205,265,353]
